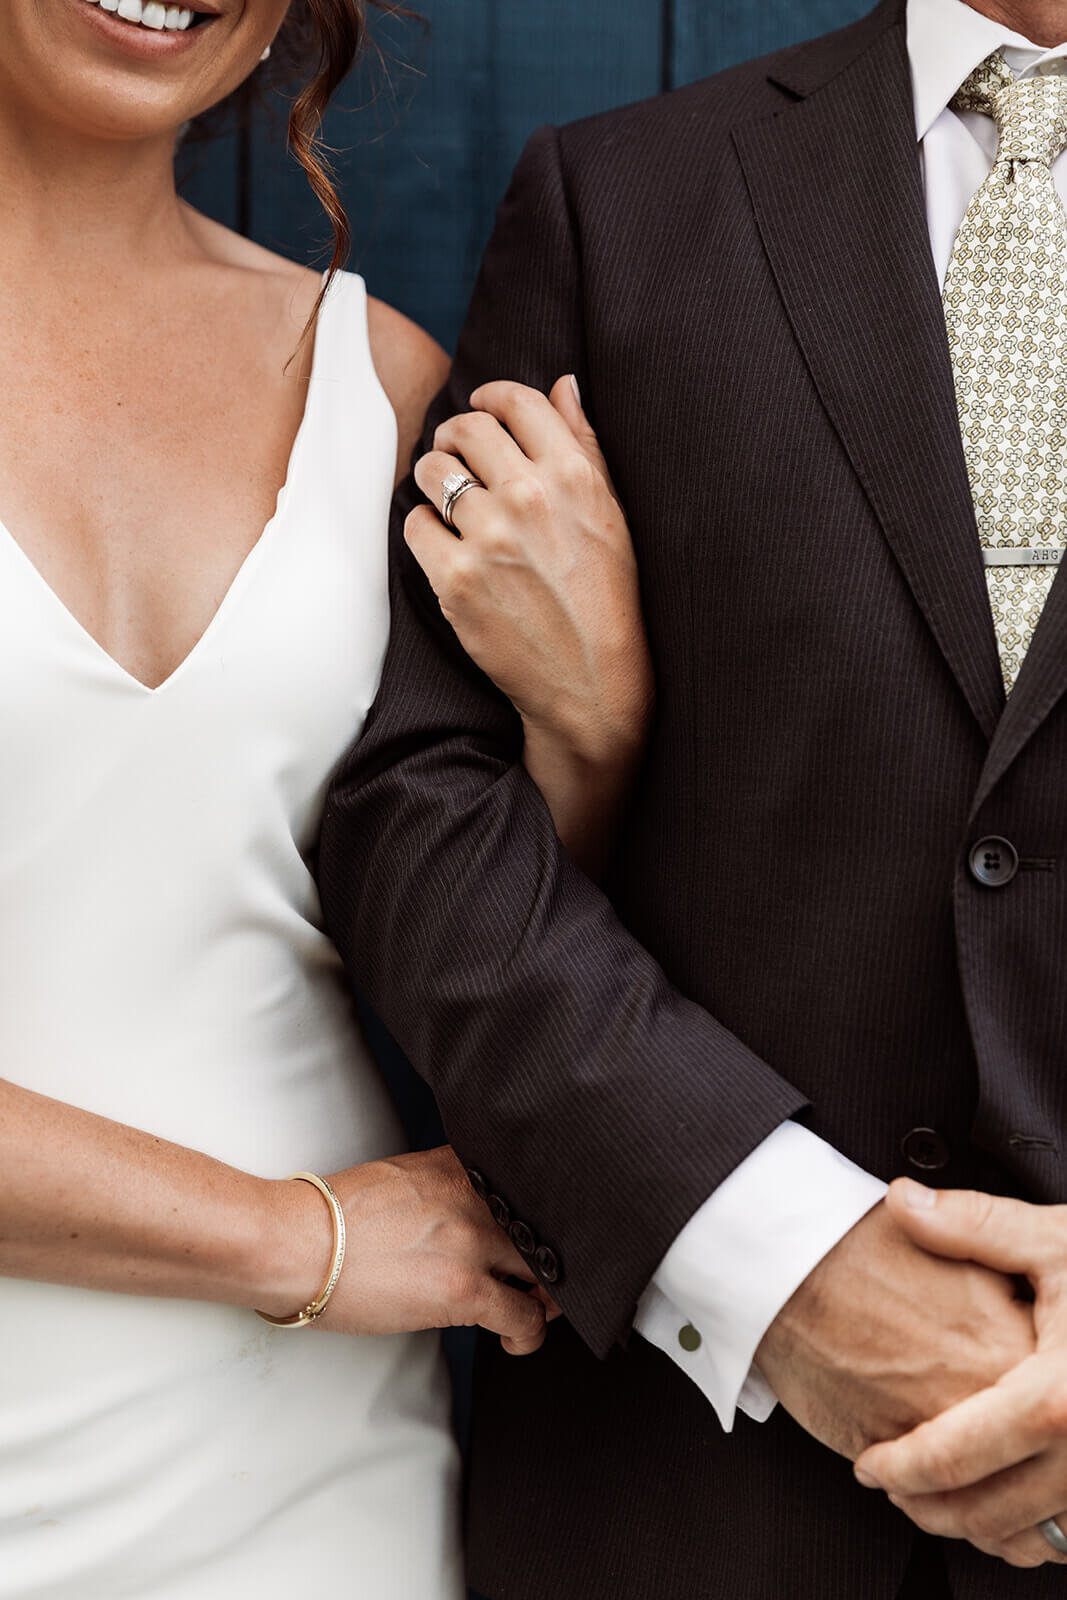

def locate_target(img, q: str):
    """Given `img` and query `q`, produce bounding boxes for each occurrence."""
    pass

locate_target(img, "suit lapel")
[732,4,1005,740]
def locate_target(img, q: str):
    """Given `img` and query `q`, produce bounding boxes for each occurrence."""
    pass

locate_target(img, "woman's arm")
[407,375,655,877]
[0,1078,547,1353]
[368,306,652,875]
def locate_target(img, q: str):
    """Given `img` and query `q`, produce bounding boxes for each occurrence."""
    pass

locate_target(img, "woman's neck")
[0,96,192,284]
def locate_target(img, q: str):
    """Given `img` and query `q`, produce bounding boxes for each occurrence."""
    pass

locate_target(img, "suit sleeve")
[319,125,810,1358]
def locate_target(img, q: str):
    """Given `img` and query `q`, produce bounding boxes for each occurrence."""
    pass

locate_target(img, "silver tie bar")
[982,548,1064,566]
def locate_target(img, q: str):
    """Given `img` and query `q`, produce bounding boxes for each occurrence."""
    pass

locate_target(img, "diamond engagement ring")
[1038,1517,1067,1557]
[440,471,481,532]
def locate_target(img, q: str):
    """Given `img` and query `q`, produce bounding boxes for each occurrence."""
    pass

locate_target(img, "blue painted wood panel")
[671,0,874,83]
[243,0,664,347]
[181,0,877,349]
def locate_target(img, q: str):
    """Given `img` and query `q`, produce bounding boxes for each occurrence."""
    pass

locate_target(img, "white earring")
[260,44,271,62]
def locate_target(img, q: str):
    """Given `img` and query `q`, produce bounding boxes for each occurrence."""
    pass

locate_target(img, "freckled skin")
[0,0,445,691]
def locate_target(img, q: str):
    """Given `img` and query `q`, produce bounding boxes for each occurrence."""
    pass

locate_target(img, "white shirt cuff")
[633,1121,887,1431]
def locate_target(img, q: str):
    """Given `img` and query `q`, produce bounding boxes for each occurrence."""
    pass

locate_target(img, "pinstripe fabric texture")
[319,1,1067,1594]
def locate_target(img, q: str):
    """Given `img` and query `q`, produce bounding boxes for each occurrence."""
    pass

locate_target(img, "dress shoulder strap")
[300,271,399,520]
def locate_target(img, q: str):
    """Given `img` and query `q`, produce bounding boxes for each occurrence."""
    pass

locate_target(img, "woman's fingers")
[473,1274,547,1356]
[404,504,464,602]
[469,378,585,461]
[413,449,492,534]
[532,1283,564,1321]
[546,374,618,494]
[432,407,529,486]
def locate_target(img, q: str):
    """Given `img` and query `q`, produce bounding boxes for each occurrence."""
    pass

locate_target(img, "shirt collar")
[907,0,1067,141]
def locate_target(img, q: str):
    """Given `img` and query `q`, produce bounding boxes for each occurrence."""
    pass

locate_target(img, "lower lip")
[71,0,215,59]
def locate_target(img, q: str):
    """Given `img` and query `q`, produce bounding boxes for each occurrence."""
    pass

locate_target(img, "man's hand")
[853,1182,1067,1569]
[755,1197,1035,1461]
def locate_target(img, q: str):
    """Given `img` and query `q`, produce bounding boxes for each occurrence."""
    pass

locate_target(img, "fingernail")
[569,374,582,407]
[896,1177,937,1210]
[854,1467,881,1489]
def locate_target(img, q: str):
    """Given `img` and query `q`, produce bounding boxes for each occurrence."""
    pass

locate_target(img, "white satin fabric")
[0,273,462,1599]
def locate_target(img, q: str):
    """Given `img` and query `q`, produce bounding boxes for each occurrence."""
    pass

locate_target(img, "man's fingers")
[469,379,579,460]
[893,1452,1067,1546]
[856,1359,1047,1495]
[888,1457,1067,1568]
[885,1181,1063,1278]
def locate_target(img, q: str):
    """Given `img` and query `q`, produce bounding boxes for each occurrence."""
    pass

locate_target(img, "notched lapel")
[733,13,1005,740]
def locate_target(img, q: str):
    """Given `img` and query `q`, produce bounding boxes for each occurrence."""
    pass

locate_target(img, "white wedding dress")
[0,273,463,1599]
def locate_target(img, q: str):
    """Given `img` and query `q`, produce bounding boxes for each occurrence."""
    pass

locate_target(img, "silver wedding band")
[441,471,482,532]
[1038,1516,1067,1557]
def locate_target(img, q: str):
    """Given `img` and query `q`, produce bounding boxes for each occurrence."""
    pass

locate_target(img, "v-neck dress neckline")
[0,276,326,697]
[0,270,463,1600]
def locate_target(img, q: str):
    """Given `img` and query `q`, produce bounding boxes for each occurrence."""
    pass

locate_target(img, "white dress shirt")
[634,0,1067,1430]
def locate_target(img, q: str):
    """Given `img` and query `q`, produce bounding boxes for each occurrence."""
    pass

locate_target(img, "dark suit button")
[466,1169,489,1201]
[534,1246,560,1285]
[488,1195,511,1229]
[509,1220,536,1255]
[901,1127,951,1171]
[969,836,1019,887]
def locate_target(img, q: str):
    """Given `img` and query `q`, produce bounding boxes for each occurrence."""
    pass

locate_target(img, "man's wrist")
[636,1122,887,1430]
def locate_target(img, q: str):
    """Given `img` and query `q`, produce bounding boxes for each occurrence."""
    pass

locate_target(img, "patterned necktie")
[943,52,1067,694]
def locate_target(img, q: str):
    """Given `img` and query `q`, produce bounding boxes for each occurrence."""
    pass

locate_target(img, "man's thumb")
[887,1179,1053,1276]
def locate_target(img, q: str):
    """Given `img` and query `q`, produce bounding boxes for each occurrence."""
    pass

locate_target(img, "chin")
[0,0,270,144]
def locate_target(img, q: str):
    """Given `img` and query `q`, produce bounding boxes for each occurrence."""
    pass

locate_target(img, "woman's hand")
[854,1181,1067,1569]
[406,377,654,873]
[262,1146,557,1356]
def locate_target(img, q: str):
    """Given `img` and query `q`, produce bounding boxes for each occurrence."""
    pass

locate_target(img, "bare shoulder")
[179,203,322,339]
[366,297,451,484]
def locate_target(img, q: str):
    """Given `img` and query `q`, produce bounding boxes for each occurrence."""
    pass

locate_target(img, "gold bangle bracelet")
[255,1171,347,1329]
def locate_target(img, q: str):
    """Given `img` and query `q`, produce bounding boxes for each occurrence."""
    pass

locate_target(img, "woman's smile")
[72,0,219,55]
[90,0,195,31]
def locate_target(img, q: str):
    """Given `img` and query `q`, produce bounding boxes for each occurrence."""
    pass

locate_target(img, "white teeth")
[85,0,198,28]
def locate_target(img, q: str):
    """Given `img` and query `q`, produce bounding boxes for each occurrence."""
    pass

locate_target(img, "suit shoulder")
[561,57,783,154]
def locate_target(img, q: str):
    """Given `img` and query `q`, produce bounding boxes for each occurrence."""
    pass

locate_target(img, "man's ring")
[1038,1517,1067,1557]
[441,471,482,531]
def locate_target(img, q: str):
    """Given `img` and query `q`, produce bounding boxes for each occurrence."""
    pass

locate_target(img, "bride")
[0,1,650,1596]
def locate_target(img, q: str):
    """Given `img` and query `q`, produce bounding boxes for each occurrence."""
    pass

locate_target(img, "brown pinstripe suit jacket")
[320,3,1067,1592]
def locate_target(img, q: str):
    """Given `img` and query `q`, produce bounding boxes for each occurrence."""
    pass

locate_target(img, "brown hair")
[199,1,417,331]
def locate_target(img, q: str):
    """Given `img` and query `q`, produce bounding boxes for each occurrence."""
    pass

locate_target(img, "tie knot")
[952,51,1067,167]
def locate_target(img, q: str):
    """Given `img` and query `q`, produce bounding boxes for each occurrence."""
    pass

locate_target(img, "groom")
[320,0,1067,1594]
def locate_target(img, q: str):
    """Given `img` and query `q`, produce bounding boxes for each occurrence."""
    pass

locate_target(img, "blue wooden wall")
[181,0,872,351]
